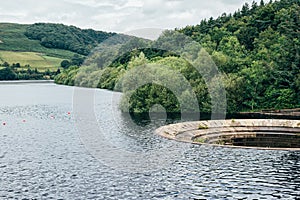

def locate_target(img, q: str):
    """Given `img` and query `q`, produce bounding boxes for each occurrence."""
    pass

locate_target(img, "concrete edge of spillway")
[154,119,300,151]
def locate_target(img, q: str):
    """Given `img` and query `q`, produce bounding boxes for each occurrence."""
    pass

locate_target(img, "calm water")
[0,83,299,199]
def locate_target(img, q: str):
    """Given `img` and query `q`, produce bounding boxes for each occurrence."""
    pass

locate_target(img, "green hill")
[24,23,115,55]
[0,23,116,69]
[0,22,117,79]
[0,23,75,59]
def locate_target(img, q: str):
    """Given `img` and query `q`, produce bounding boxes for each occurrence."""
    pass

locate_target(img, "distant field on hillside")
[0,51,63,71]
[0,23,74,59]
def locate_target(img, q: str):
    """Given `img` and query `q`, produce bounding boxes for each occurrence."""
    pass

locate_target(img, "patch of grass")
[198,124,208,129]
[0,51,64,71]
[215,140,225,145]
[195,137,206,143]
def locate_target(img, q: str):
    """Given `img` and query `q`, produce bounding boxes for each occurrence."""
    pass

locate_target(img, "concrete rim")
[155,119,300,151]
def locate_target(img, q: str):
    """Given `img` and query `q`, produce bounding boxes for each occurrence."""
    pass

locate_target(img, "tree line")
[0,62,59,80]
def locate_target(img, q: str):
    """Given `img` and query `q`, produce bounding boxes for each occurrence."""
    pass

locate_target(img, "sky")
[1,0,260,34]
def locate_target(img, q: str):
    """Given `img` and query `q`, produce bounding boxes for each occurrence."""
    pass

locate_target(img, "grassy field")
[0,23,74,59]
[0,51,64,71]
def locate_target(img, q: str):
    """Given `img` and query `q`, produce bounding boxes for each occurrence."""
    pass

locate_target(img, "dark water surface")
[0,83,299,199]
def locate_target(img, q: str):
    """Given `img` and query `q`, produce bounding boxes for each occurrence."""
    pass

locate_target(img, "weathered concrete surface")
[154,119,300,151]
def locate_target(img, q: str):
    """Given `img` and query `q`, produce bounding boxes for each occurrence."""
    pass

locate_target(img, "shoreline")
[2,81,299,119]
[238,108,300,118]
[0,80,54,84]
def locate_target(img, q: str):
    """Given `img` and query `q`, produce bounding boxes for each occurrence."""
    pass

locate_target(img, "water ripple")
[0,84,299,199]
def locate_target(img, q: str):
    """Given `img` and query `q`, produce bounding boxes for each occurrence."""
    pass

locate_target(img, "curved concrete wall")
[154,119,300,151]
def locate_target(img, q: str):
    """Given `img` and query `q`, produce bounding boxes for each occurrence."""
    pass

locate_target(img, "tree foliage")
[179,0,300,111]
[0,62,58,80]
[55,0,300,113]
[25,23,115,55]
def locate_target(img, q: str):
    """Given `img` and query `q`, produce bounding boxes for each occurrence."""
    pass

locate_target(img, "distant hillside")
[24,23,116,55]
[0,23,116,57]
[0,23,74,59]
[0,22,118,74]
[0,51,64,71]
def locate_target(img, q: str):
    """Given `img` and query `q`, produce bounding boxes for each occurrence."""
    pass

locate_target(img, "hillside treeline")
[55,0,300,114]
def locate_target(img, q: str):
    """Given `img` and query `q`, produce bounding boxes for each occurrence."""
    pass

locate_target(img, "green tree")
[0,67,17,80]
[71,54,85,66]
[2,62,9,67]
[60,60,71,69]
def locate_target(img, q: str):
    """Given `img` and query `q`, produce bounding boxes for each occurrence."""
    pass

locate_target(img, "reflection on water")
[0,83,299,199]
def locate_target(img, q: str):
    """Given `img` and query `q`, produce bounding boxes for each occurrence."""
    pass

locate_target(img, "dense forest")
[178,0,300,112]
[25,23,116,55]
[54,0,299,114]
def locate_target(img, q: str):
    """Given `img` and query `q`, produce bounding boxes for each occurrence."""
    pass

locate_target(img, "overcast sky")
[1,0,260,34]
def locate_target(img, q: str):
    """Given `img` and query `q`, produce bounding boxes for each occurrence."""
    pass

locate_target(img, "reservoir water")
[0,83,299,199]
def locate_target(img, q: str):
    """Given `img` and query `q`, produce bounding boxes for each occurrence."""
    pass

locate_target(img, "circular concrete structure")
[155,119,300,150]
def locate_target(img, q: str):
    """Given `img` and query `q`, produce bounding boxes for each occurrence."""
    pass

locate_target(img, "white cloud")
[1,0,260,33]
